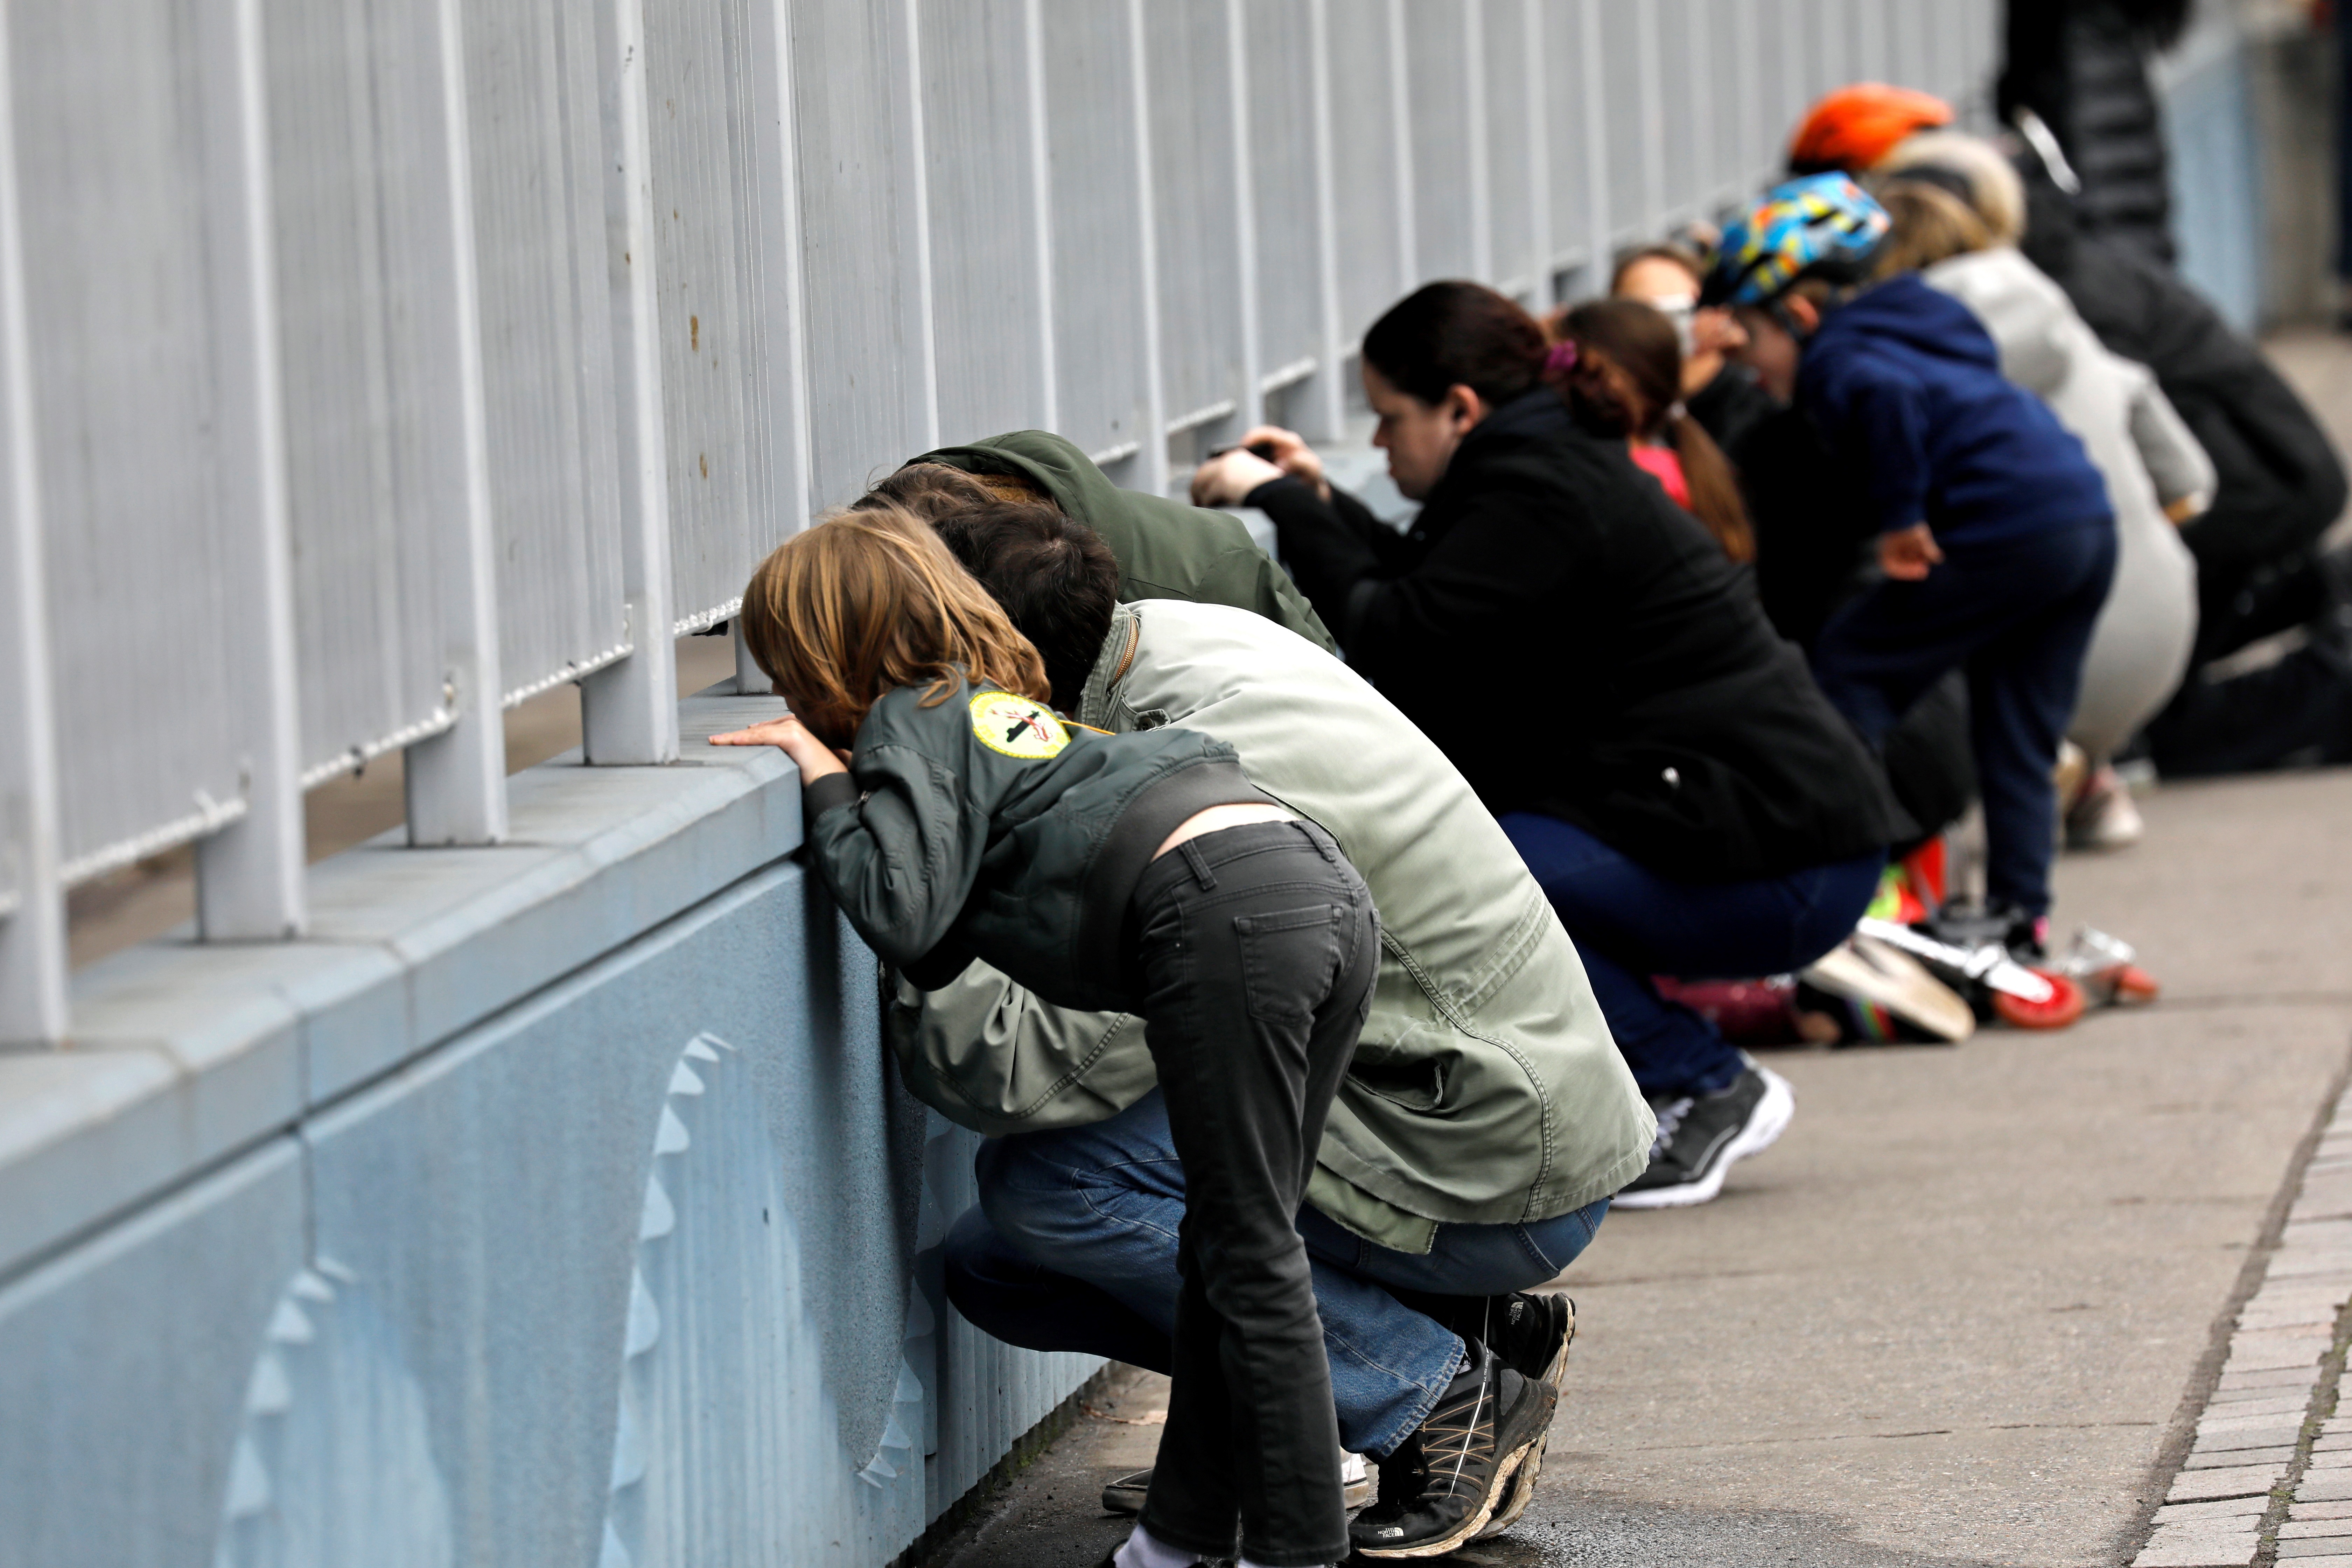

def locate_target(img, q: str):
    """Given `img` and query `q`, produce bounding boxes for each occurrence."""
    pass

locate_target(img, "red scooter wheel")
[1993,970,2087,1031]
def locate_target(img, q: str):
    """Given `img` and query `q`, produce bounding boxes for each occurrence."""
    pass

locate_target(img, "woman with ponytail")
[1555,298,1756,563]
[1190,279,1905,1218]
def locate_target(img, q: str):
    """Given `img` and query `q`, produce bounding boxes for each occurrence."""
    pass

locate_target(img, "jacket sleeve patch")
[968,690,1070,759]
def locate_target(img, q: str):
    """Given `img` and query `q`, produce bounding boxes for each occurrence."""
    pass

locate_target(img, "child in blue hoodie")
[1705,176,2116,958]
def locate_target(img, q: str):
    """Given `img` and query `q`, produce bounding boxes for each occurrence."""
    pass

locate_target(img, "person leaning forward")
[889,500,1654,1561]
[868,427,1338,656]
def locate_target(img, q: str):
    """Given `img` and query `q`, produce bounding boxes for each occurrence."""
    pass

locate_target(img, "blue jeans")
[1499,812,1884,1101]
[945,1090,1609,1458]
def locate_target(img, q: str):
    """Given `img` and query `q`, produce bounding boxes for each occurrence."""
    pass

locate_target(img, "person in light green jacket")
[887,499,1653,1554]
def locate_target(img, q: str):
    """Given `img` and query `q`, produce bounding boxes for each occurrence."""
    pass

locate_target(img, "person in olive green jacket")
[891,500,1654,1555]
[886,428,1338,654]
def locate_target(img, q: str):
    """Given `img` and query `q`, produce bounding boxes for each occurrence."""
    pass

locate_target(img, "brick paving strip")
[2136,1082,2352,1567]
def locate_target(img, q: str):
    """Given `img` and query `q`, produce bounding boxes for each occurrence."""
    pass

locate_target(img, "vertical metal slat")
[1225,0,1262,431]
[581,0,679,764]
[405,0,511,844]
[192,0,307,940]
[0,0,61,1045]
[1124,0,1169,493]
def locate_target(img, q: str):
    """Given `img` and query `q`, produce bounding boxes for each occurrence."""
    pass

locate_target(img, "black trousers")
[1126,818,1377,1568]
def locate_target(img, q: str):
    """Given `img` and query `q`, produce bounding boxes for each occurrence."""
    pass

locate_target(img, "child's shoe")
[2065,765,2145,851]
[2056,926,2161,1006]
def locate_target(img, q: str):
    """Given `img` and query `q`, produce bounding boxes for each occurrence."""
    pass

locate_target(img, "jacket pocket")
[1234,904,1346,1026]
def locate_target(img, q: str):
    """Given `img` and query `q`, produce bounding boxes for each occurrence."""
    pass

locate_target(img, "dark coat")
[1249,390,1906,881]
[2022,180,2350,582]
[1799,274,2113,546]
[1999,0,2186,265]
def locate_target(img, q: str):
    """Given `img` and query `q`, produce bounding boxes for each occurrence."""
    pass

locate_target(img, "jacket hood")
[1817,272,2002,373]
[914,429,1120,525]
[1923,248,2071,395]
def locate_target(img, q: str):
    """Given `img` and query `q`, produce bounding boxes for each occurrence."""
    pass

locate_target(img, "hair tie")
[1543,340,1578,377]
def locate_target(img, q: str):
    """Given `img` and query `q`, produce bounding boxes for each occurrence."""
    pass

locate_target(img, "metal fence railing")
[0,0,2000,1045]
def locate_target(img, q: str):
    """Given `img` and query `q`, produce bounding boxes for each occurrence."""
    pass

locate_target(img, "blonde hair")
[740,504,1051,748]
[1873,181,1995,277]
[1872,130,2027,245]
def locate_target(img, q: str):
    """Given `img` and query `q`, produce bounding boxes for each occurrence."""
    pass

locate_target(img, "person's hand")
[1190,446,1284,508]
[710,712,849,780]
[1690,305,1748,358]
[1236,425,1330,499]
[1878,522,1945,581]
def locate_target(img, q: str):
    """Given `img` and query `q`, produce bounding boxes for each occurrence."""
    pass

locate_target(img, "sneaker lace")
[1649,1097,1694,1155]
[1419,1372,1496,1504]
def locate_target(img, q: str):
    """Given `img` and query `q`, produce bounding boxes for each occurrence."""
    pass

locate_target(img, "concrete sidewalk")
[919,767,2352,1567]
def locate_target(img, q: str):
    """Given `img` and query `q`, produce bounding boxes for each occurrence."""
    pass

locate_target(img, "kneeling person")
[899,502,1654,1559]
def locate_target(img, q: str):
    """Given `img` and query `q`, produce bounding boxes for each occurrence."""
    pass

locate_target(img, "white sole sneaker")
[1610,1067,1795,1210]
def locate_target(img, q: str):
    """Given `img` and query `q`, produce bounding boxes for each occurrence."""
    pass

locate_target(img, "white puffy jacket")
[1925,246,2210,758]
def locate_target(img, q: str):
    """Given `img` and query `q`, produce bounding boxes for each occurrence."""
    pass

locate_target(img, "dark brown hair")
[740,505,1051,748]
[930,502,1121,712]
[854,461,1053,525]
[1559,299,1756,564]
[1359,280,1548,409]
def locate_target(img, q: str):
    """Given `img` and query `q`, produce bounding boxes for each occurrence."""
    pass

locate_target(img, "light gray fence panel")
[1036,4,1152,467]
[463,0,630,703]
[1656,0,1702,222]
[792,0,933,510]
[1889,0,1925,91]
[1598,0,1646,240]
[1242,0,1323,391]
[1402,2,1477,284]
[1480,0,1541,298]
[264,0,471,781]
[920,0,1053,448]
[1853,0,1886,84]
[17,0,253,880]
[1715,0,1755,206]
[648,0,783,631]
[1541,0,1595,283]
[1325,0,1409,348]
[1142,4,1245,435]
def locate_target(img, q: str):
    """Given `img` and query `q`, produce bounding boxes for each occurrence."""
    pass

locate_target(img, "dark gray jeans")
[1126,818,1376,1568]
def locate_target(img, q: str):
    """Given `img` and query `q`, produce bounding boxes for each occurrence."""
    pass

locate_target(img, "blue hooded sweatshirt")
[1797,272,2111,545]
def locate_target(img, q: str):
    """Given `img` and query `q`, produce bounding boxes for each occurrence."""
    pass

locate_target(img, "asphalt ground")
[922,766,2352,1568]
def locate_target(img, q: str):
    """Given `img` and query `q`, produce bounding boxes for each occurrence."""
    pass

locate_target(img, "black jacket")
[1250,391,1905,880]
[2022,176,2350,580]
[2000,0,2187,265]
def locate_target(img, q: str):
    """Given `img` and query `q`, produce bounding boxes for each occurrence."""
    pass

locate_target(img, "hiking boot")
[1099,1452,1373,1516]
[1349,1345,1556,1557]
[1611,1055,1794,1210]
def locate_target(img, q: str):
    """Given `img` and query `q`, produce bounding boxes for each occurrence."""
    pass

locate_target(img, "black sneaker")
[1348,1344,1556,1558]
[1612,1055,1793,1210]
[1100,1456,1373,1516]
[1409,1292,1575,1394]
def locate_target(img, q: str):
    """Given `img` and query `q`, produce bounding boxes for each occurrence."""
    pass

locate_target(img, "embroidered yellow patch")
[969,690,1070,760]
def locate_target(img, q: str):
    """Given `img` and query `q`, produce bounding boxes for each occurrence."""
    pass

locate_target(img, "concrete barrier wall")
[0,693,1097,1568]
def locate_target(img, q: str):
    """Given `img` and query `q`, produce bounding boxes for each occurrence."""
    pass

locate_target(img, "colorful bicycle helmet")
[1786,83,1954,175]
[1701,174,1891,308]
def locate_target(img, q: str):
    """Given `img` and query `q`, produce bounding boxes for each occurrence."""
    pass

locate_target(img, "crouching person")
[897,502,1655,1558]
[715,507,1375,1568]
